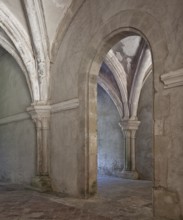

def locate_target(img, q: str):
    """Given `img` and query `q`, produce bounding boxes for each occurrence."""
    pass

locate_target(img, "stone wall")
[0,0,182,218]
[50,0,183,218]
[136,74,153,181]
[97,85,124,176]
[50,108,80,195]
[97,80,153,180]
[0,52,36,184]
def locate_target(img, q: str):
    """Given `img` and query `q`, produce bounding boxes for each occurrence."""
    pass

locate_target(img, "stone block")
[154,187,181,220]
[154,120,164,136]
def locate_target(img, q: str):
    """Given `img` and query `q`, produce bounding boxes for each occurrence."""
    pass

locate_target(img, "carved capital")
[119,119,140,137]
[27,103,51,129]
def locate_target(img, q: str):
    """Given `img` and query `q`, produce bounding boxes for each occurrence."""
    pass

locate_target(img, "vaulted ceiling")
[98,35,152,120]
[0,0,153,116]
[0,0,84,103]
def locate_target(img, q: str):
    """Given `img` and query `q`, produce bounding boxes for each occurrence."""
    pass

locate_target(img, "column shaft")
[124,130,131,171]
[27,104,52,191]
[119,119,140,179]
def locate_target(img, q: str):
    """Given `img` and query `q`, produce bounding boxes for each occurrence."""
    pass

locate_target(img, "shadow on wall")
[97,85,124,176]
[0,50,36,184]
[136,74,153,181]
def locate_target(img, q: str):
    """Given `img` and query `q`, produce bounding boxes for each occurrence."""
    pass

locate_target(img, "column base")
[31,175,52,192]
[116,170,139,180]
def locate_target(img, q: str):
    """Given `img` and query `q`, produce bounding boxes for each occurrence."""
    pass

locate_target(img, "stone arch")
[78,9,168,196]
[0,34,33,97]
[98,75,123,118]
[104,50,129,118]
[0,3,40,102]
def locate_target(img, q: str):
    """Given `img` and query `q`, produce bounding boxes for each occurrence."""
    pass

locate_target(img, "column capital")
[119,119,141,131]
[27,103,51,117]
[27,103,51,129]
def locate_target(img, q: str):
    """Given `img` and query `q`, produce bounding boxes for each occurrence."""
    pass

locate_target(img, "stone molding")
[23,0,50,101]
[0,99,79,126]
[51,98,79,113]
[161,68,183,89]
[0,112,30,125]
[129,46,152,120]
[119,119,141,131]
[104,51,129,118]
[27,104,51,129]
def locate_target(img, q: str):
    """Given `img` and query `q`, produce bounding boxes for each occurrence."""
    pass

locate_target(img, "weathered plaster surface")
[0,51,36,184]
[0,120,36,183]
[0,53,31,117]
[42,0,72,48]
[50,108,80,196]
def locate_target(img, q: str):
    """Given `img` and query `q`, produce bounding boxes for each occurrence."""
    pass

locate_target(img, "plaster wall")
[42,0,72,47]
[50,108,80,196]
[0,52,36,184]
[97,85,124,176]
[154,85,183,219]
[136,74,153,180]
[50,0,183,218]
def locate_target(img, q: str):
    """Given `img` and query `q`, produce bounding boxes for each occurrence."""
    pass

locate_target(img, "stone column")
[27,103,52,191]
[119,119,140,179]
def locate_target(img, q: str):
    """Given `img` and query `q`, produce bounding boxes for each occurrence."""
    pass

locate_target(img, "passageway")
[95,33,154,219]
[97,35,153,181]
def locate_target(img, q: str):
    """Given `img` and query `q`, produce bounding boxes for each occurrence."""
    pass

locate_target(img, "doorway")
[96,34,153,217]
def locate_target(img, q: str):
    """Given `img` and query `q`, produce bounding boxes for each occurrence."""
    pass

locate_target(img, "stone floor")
[0,176,168,220]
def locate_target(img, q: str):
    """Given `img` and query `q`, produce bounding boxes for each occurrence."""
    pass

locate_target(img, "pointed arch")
[129,45,152,119]
[23,0,50,101]
[98,75,123,118]
[105,50,129,118]
[0,3,40,101]
[77,9,168,196]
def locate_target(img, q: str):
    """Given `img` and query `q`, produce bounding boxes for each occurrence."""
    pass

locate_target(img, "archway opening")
[95,33,153,216]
